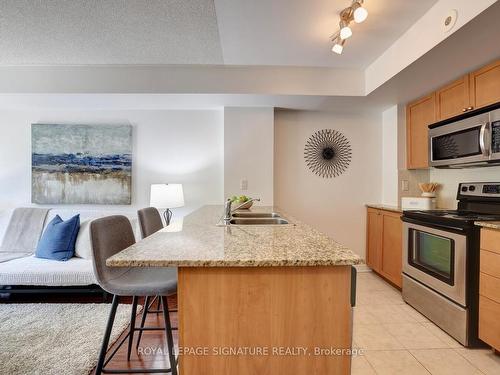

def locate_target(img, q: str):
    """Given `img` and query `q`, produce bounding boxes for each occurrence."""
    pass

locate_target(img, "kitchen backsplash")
[398,167,500,209]
[430,166,500,209]
[398,169,430,204]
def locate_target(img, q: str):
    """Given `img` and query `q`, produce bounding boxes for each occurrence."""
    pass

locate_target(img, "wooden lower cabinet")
[380,213,403,287]
[479,296,500,351]
[178,266,353,374]
[479,228,500,351]
[366,207,403,288]
[366,208,382,271]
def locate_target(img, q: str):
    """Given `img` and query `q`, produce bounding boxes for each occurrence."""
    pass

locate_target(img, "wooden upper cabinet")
[470,59,500,109]
[406,93,435,169]
[435,75,471,121]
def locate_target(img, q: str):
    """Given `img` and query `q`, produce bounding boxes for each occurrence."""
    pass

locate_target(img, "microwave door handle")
[479,122,490,157]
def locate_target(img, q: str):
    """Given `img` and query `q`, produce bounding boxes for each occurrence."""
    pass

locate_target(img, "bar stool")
[90,215,178,375]
[136,207,179,349]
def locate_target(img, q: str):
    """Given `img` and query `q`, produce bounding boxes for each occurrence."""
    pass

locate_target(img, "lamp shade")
[150,184,184,208]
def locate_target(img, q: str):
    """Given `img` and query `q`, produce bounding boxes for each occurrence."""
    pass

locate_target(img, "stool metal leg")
[135,295,150,350]
[161,296,178,375]
[96,294,119,375]
[127,296,139,360]
[156,296,161,315]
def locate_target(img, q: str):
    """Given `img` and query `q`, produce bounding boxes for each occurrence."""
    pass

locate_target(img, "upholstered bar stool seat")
[102,267,177,296]
[90,215,177,375]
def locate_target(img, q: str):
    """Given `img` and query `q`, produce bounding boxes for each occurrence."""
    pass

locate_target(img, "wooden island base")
[178,265,353,374]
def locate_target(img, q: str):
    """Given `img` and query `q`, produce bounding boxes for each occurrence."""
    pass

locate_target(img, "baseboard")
[354,264,372,273]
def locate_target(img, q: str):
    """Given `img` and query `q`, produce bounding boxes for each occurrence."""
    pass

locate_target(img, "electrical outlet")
[401,180,409,192]
[240,178,248,191]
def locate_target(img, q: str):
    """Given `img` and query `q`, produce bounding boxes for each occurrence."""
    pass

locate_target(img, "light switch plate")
[240,178,248,191]
[401,180,409,192]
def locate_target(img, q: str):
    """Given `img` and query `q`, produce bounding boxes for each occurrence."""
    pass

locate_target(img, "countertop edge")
[106,259,364,268]
[475,221,500,230]
[365,204,403,213]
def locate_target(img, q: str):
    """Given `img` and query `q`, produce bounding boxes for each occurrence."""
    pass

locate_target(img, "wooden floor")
[91,295,179,375]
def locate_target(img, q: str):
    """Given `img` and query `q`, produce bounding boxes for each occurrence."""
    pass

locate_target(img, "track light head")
[332,38,345,54]
[352,1,368,23]
[339,19,352,39]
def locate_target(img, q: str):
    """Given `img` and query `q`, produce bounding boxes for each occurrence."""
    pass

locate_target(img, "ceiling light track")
[330,0,368,54]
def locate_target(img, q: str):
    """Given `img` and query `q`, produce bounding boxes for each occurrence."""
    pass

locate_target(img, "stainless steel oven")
[403,222,466,306]
[402,182,500,347]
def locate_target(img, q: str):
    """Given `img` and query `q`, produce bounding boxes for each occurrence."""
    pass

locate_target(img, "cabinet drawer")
[480,250,500,277]
[479,296,500,351]
[480,272,500,304]
[480,228,500,255]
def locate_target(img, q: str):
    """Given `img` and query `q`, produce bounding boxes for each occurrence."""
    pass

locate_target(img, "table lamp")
[150,183,184,226]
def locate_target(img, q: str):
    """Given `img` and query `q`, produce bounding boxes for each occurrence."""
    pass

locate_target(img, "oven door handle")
[479,122,491,157]
[402,217,467,234]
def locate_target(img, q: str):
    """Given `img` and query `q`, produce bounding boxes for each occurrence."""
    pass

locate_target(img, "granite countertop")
[475,221,500,230]
[365,204,403,213]
[106,205,362,268]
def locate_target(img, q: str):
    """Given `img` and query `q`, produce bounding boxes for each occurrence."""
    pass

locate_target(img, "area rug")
[0,303,134,375]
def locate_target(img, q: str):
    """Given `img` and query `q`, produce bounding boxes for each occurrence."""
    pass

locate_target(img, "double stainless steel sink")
[230,217,290,225]
[232,212,281,218]
[218,212,292,226]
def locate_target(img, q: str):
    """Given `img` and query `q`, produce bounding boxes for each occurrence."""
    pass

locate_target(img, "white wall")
[382,106,399,206]
[224,107,274,205]
[0,110,224,217]
[430,167,500,208]
[274,110,383,259]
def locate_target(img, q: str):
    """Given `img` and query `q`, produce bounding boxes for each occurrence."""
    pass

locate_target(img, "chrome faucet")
[223,198,261,222]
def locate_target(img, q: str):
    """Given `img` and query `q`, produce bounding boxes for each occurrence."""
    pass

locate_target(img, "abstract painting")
[32,124,132,204]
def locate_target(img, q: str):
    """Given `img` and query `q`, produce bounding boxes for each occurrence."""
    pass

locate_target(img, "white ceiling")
[215,0,438,68]
[0,1,498,112]
[0,0,223,65]
[0,0,437,67]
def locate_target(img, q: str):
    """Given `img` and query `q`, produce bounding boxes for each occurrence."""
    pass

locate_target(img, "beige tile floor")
[352,271,500,375]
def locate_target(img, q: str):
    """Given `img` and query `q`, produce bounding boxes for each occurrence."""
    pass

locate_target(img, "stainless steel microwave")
[429,108,500,168]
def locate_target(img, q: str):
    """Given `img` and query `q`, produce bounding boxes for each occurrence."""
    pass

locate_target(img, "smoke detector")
[442,9,458,33]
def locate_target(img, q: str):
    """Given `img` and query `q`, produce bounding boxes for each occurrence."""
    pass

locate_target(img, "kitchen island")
[107,205,362,374]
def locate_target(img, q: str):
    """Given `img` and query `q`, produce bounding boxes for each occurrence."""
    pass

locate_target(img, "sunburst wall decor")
[304,129,352,178]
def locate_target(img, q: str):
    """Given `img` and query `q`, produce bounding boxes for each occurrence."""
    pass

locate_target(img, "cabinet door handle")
[467,106,473,111]
[462,108,467,112]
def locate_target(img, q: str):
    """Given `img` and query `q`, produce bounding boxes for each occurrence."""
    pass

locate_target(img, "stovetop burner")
[403,182,500,226]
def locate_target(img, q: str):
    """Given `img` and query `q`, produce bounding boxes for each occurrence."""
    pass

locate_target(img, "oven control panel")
[458,183,500,198]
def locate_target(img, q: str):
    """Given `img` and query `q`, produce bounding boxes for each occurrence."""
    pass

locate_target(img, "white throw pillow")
[74,219,93,259]
[75,217,139,259]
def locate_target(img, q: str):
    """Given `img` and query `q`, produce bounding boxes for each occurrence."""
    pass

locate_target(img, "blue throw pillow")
[35,214,80,261]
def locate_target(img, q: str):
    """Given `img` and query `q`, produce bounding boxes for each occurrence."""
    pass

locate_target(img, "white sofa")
[0,208,139,290]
